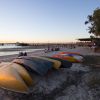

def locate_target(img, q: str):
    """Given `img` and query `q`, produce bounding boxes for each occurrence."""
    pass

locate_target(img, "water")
[0,45,21,49]
[0,45,44,56]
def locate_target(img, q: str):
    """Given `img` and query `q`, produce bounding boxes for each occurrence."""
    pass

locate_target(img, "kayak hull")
[32,56,61,69]
[43,56,72,68]
[13,56,53,76]
[0,62,33,87]
[0,65,28,93]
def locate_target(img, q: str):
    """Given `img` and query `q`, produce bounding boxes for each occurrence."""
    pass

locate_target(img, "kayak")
[0,65,28,93]
[32,56,61,69]
[13,57,53,76]
[43,56,72,68]
[0,62,33,87]
[52,54,78,63]
[59,52,83,56]
[58,52,84,62]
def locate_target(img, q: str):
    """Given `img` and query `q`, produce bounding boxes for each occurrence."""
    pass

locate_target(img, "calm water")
[0,45,21,49]
[0,45,44,56]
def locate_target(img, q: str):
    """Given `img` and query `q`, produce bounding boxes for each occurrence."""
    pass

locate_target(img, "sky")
[0,0,99,43]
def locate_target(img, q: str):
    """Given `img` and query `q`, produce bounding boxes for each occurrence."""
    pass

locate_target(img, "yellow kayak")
[0,62,33,87]
[0,66,28,93]
[32,56,61,69]
[4,62,33,87]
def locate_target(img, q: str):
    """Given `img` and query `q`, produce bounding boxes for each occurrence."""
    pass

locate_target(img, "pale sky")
[0,0,99,43]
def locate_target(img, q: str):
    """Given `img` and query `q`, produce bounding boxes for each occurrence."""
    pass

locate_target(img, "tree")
[85,8,100,36]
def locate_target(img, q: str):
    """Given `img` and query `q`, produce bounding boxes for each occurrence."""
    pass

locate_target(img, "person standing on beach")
[18,52,23,57]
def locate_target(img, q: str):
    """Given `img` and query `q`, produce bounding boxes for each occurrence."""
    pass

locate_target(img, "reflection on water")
[0,45,21,49]
[0,49,44,56]
[0,45,44,56]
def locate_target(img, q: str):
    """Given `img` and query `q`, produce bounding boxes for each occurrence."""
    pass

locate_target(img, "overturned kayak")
[52,54,78,63]
[43,56,72,68]
[59,52,83,56]
[31,56,61,69]
[52,51,84,63]
[13,57,53,76]
[58,52,84,62]
[0,62,33,87]
[0,65,29,93]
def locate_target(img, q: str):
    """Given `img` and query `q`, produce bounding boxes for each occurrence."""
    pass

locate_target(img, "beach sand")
[0,47,100,100]
[0,46,99,62]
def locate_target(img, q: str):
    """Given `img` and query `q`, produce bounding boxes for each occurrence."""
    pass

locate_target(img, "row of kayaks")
[52,51,83,63]
[0,52,84,94]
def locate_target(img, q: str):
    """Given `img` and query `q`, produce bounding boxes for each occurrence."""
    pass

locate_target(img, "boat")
[13,56,53,76]
[59,52,83,56]
[52,54,80,63]
[0,64,29,93]
[0,62,33,87]
[43,56,72,68]
[32,56,61,69]
[58,52,84,62]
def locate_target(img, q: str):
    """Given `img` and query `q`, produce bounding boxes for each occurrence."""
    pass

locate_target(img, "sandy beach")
[0,0,99,99]
[0,46,99,62]
[0,47,100,100]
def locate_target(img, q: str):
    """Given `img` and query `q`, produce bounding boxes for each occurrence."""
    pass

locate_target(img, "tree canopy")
[85,8,100,36]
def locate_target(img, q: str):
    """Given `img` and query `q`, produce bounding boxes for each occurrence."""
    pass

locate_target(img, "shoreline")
[0,47,100,62]
[0,46,46,52]
[0,49,45,62]
[0,47,100,100]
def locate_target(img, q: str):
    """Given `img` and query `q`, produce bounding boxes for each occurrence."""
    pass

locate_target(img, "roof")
[78,38,91,41]
[78,38,100,41]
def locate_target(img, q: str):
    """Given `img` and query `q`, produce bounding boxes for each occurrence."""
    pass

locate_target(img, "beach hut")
[78,38,100,52]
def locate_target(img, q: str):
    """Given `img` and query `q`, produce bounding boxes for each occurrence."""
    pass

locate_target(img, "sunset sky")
[0,0,99,43]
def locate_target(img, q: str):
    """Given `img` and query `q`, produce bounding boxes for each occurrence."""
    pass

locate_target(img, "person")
[92,43,96,52]
[44,49,48,53]
[18,52,23,57]
[51,48,54,51]
[24,52,27,56]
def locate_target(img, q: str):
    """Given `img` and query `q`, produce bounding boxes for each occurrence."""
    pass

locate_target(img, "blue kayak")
[42,56,72,68]
[13,56,53,76]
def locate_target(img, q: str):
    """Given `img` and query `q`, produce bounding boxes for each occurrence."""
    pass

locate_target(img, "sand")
[0,47,100,100]
[0,49,44,62]
[0,46,99,62]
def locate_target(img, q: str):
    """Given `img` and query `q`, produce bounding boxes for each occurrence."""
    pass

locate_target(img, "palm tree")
[85,8,100,36]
